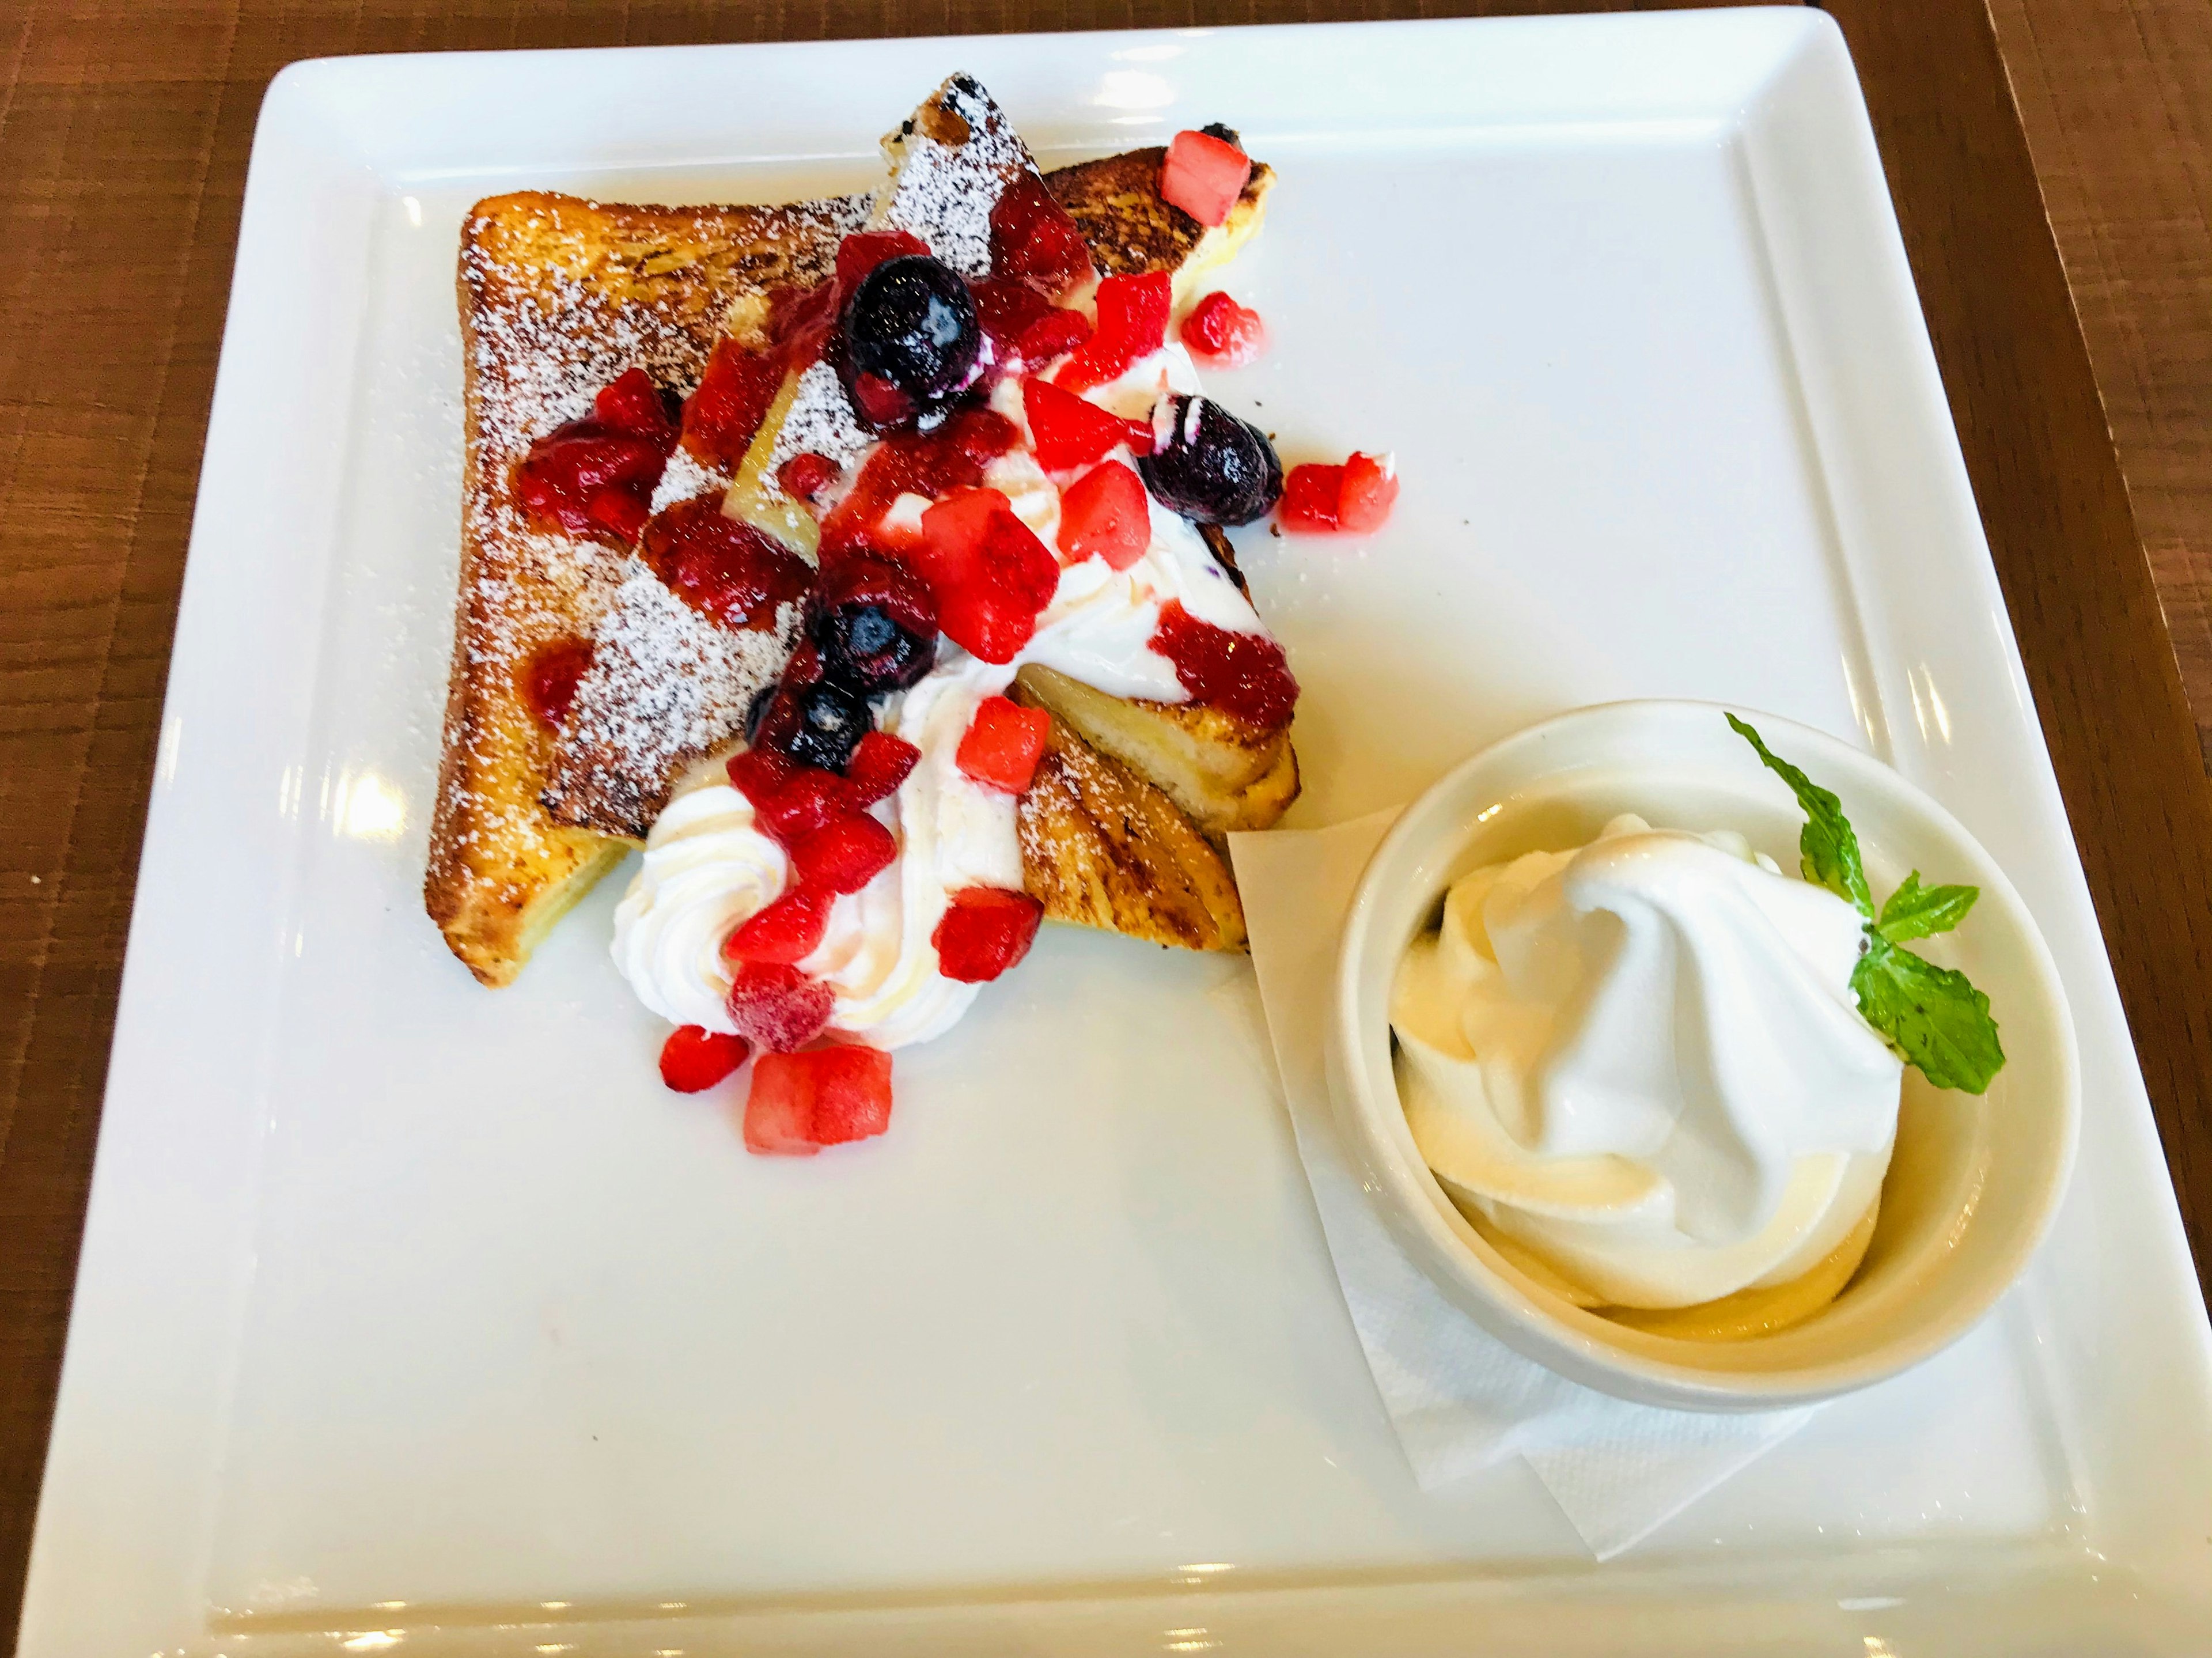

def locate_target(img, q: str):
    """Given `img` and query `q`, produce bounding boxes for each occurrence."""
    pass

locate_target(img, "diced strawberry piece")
[778,451,840,502]
[741,1046,893,1155]
[659,1024,751,1093]
[1014,306,1093,366]
[1055,461,1150,570]
[518,635,594,729]
[741,1053,822,1156]
[1021,377,1154,472]
[1338,451,1400,533]
[919,490,1062,664]
[835,228,929,292]
[1054,271,1173,395]
[988,171,1096,298]
[955,696,1053,793]
[805,1046,896,1144]
[931,887,1045,982]
[727,744,800,809]
[1180,290,1267,368]
[755,769,850,846]
[725,962,836,1053]
[843,731,922,806]
[724,885,835,966]
[1278,463,1344,532]
[682,340,786,471]
[1161,130,1253,228]
[594,368,680,441]
[791,815,897,894]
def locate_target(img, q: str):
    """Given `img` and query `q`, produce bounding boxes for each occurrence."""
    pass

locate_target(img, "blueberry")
[1199,122,1242,147]
[783,677,874,772]
[1137,396,1282,526]
[839,255,982,430]
[814,601,935,694]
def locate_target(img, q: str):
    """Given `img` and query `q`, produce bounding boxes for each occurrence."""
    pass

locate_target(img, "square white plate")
[22,12,2212,1656]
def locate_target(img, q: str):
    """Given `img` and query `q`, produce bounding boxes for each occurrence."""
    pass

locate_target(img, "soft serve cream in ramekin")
[1390,813,1904,1339]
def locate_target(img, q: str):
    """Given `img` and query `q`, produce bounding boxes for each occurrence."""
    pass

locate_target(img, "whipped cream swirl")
[1391,815,1903,1310]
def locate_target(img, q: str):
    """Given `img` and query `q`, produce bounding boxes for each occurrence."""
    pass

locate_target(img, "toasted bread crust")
[1016,714,1249,952]
[1047,151,1274,295]
[427,191,861,985]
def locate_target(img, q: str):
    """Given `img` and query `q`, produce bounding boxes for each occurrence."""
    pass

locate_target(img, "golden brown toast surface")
[1015,710,1250,953]
[429,190,862,985]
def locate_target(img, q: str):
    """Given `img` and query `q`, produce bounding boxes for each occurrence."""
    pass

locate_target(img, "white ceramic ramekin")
[1328,700,2080,1411]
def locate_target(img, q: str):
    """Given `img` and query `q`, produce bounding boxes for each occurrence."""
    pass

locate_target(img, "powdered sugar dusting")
[652,445,728,514]
[762,358,877,488]
[879,74,1037,276]
[541,559,801,839]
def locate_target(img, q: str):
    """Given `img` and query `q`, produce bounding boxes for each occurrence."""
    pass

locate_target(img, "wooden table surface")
[4,1,2210,1647]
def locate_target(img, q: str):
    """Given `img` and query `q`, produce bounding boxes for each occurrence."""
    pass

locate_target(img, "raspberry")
[724,962,835,1053]
[1338,451,1400,533]
[681,340,786,471]
[778,451,840,501]
[723,885,834,966]
[1053,271,1173,395]
[1021,377,1154,473]
[742,1046,894,1156]
[658,1024,750,1092]
[1180,291,1267,368]
[791,815,898,894]
[1160,129,1252,228]
[726,744,800,810]
[843,731,922,806]
[931,887,1045,982]
[1277,463,1344,532]
[1055,461,1150,570]
[955,696,1053,793]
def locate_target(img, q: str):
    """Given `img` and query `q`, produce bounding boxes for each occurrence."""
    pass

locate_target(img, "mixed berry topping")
[839,253,986,430]
[809,555,938,693]
[989,171,1096,298]
[639,495,812,629]
[955,695,1053,793]
[1138,395,1283,526]
[514,368,680,543]
[681,341,787,472]
[931,887,1046,982]
[1021,376,1154,472]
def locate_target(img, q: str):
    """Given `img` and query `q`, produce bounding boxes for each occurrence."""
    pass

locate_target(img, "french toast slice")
[431,85,1295,986]
[429,190,864,986]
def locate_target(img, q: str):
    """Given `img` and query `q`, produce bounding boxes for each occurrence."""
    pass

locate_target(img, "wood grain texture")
[1986,0,2212,772]
[0,0,2204,1648]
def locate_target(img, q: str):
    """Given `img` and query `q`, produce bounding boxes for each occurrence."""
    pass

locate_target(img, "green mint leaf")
[1725,713,1874,917]
[1850,935,2006,1094]
[1873,870,1980,944]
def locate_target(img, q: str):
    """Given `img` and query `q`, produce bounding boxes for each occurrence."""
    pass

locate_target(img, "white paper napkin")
[1228,811,1819,1559]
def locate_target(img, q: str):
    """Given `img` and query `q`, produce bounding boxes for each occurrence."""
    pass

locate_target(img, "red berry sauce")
[1149,600,1299,727]
[514,368,680,543]
[640,494,813,630]
[817,406,1021,559]
[518,635,594,728]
